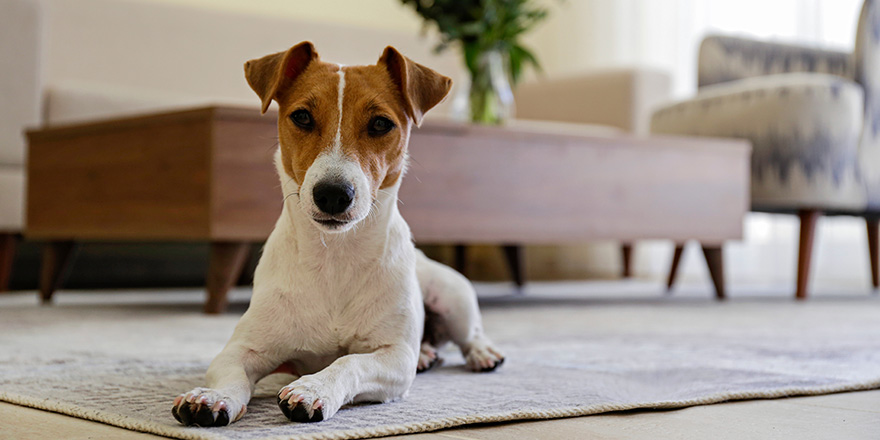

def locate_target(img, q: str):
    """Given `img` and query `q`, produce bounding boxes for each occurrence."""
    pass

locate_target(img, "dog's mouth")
[311,217,352,231]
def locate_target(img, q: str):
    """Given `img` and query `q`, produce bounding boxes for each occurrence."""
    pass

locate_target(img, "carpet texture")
[1,289,880,440]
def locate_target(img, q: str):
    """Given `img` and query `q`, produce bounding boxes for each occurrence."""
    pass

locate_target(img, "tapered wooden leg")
[796,210,821,300]
[502,245,525,287]
[454,245,467,276]
[667,244,685,291]
[701,245,725,300]
[867,217,879,290]
[205,241,251,314]
[234,244,257,287]
[621,243,633,278]
[40,241,76,304]
[0,233,17,292]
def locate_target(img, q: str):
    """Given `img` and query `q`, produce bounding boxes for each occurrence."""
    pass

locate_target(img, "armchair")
[652,0,880,298]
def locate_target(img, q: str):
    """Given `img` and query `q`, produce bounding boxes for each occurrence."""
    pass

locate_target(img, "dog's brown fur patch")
[244,42,451,196]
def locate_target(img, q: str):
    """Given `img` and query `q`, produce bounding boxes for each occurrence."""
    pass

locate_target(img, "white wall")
[141,0,423,33]
[527,0,863,96]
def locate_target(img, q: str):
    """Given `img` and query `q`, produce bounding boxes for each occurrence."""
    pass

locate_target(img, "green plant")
[401,0,550,124]
[401,0,547,85]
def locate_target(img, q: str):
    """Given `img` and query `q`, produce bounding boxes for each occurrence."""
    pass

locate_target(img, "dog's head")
[244,42,451,233]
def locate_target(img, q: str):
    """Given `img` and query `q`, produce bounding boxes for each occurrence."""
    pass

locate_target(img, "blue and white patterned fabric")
[698,36,854,89]
[856,0,880,209]
[653,0,879,213]
[653,74,865,211]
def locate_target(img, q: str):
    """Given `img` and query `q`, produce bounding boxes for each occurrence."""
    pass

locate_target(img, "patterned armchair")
[651,0,880,299]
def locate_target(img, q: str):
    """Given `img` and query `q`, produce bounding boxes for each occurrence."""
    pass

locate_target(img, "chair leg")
[0,233,17,292]
[621,243,633,278]
[205,241,251,314]
[701,245,725,300]
[867,217,879,290]
[453,245,467,276]
[40,241,77,304]
[502,245,525,288]
[667,244,685,291]
[796,209,821,300]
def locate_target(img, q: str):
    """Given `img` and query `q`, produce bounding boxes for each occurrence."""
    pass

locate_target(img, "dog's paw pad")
[172,388,243,427]
[465,342,505,372]
[277,384,326,423]
[417,343,442,373]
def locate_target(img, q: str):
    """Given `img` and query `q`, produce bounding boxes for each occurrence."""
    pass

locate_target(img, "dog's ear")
[244,41,319,114]
[379,46,452,126]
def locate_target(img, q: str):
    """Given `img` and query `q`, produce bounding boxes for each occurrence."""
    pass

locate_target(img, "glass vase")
[451,49,516,125]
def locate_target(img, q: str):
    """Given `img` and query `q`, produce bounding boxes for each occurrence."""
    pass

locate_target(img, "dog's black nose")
[313,181,354,215]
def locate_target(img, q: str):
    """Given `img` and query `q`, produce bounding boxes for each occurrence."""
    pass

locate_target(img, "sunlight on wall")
[529,0,863,96]
[140,0,423,33]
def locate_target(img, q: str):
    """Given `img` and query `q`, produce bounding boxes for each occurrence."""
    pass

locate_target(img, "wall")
[142,0,423,33]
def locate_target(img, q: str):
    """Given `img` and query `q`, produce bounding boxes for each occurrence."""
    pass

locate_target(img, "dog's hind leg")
[416,251,505,372]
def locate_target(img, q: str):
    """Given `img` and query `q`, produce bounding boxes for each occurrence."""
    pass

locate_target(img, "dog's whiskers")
[377,189,403,206]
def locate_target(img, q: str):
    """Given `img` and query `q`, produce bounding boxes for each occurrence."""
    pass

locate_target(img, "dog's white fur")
[172,65,503,425]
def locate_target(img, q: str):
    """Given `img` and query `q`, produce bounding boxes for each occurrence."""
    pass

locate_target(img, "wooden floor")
[3,390,878,440]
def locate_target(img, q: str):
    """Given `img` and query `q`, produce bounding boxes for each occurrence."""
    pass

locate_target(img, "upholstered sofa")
[652,0,880,299]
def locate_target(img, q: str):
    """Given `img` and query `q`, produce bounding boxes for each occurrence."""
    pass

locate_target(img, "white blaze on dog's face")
[244,42,452,233]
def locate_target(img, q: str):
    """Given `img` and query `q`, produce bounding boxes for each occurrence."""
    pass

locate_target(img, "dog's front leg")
[277,345,417,422]
[172,342,279,426]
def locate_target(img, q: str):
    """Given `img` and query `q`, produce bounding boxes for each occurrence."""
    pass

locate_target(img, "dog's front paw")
[172,388,246,427]
[278,376,332,423]
[465,339,505,372]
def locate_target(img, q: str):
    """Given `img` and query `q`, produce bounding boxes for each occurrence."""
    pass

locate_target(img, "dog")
[171,42,505,426]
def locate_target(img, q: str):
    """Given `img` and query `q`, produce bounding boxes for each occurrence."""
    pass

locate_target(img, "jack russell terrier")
[171,42,504,426]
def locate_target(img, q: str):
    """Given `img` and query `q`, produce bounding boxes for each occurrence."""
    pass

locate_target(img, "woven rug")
[2,288,880,440]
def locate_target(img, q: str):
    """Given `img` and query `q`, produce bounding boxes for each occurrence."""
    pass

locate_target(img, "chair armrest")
[514,68,672,135]
[699,35,853,88]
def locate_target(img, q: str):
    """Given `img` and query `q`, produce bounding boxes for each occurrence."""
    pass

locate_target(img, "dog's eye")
[368,116,394,136]
[290,110,314,130]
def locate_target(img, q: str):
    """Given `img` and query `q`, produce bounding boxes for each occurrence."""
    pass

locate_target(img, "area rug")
[1,290,880,440]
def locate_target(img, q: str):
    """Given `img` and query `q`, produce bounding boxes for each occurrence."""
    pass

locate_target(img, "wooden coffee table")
[26,106,750,313]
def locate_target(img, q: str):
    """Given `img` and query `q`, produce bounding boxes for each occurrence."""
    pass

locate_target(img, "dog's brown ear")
[379,46,452,126]
[244,41,319,114]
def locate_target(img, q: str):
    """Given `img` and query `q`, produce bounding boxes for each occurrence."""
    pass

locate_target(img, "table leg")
[621,243,633,278]
[205,241,251,314]
[701,245,725,300]
[453,244,467,276]
[502,244,525,288]
[0,233,18,292]
[40,241,76,304]
[666,244,685,291]
[866,216,879,290]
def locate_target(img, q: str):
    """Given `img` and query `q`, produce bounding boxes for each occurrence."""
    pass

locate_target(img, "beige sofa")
[0,0,671,289]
